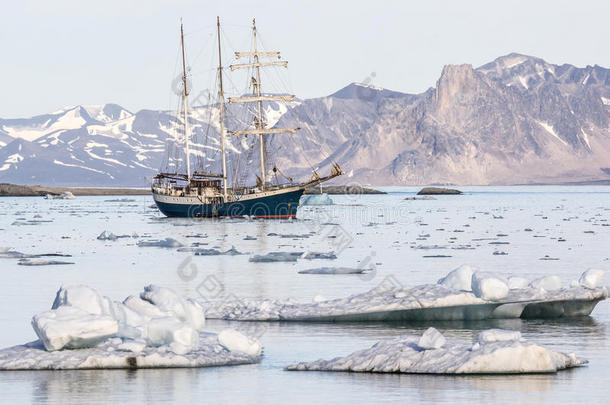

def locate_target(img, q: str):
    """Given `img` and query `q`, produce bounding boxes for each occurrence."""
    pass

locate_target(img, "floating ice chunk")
[298,267,367,274]
[437,265,475,291]
[32,306,118,351]
[0,334,261,370]
[417,327,446,350]
[507,277,530,290]
[137,238,184,248]
[96,231,129,241]
[299,193,333,206]
[191,246,244,256]
[286,329,585,374]
[200,270,607,322]
[477,329,521,344]
[471,272,509,301]
[301,251,337,260]
[249,252,302,263]
[44,192,75,200]
[217,329,262,356]
[530,276,562,291]
[18,258,74,266]
[97,231,116,241]
[313,295,327,303]
[579,269,604,289]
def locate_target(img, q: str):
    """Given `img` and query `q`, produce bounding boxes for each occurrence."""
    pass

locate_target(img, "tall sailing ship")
[152,17,342,218]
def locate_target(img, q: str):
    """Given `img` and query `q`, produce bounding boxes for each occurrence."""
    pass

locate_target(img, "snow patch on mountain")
[537,121,568,146]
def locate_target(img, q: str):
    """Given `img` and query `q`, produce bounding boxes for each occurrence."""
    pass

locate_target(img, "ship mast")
[217,17,228,201]
[252,19,267,190]
[227,18,299,190]
[180,19,191,182]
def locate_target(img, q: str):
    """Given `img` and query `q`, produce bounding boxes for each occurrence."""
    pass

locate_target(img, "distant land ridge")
[1,53,609,187]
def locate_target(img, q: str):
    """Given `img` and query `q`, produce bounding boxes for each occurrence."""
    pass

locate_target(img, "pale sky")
[1,0,609,118]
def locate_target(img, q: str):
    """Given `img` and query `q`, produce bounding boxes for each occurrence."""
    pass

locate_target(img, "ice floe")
[177,246,245,256]
[249,251,337,263]
[44,192,75,200]
[286,327,585,374]
[298,267,369,275]
[18,258,74,266]
[199,268,607,322]
[137,238,184,248]
[0,285,262,370]
[97,230,135,241]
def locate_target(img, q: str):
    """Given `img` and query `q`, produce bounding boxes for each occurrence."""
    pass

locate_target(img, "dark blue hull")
[154,189,304,218]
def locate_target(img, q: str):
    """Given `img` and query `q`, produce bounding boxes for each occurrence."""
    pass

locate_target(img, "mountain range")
[1,53,609,187]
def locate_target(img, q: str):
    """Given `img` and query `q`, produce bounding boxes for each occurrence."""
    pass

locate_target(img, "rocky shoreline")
[0,183,150,197]
[1,183,385,197]
[304,185,385,195]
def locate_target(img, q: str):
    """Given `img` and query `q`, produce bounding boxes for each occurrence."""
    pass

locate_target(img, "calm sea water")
[0,186,608,404]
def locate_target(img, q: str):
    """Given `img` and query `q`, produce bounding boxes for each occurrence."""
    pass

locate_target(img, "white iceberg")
[0,285,262,370]
[286,328,586,374]
[199,268,607,322]
[44,191,75,200]
[299,193,333,206]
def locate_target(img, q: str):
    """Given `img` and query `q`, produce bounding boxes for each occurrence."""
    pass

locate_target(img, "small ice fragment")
[471,272,509,300]
[477,329,522,344]
[97,231,118,241]
[18,259,74,266]
[417,327,446,350]
[301,252,337,260]
[313,295,327,303]
[137,238,184,248]
[217,329,262,356]
[249,252,302,263]
[437,265,475,291]
[298,267,367,274]
[579,269,604,289]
